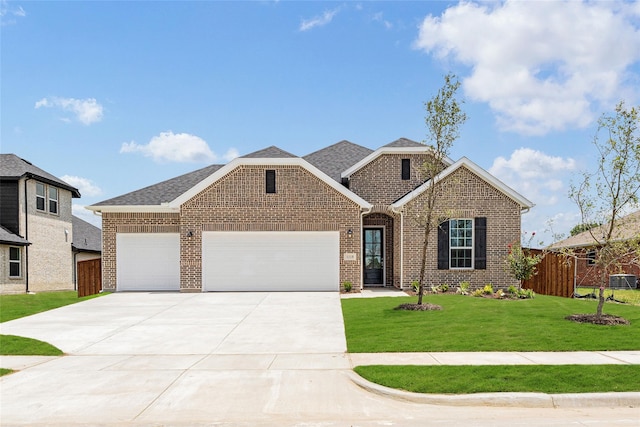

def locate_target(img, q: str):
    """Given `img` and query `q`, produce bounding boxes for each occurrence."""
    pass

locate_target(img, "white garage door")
[116,233,180,291]
[202,231,339,291]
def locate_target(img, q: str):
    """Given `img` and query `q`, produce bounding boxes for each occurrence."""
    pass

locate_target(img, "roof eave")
[85,204,178,214]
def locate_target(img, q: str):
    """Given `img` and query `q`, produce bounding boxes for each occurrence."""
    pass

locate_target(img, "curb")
[347,371,640,408]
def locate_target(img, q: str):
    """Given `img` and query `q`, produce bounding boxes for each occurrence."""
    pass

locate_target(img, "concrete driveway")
[1,292,637,426]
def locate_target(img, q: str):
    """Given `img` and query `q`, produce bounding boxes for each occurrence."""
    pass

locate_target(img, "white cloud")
[489,148,576,207]
[1,1,26,25]
[300,7,341,31]
[415,1,640,135]
[372,12,392,29]
[60,175,103,197]
[35,96,104,125]
[120,131,237,164]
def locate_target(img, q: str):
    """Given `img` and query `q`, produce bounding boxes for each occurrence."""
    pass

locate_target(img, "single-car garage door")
[202,231,339,291]
[116,233,180,291]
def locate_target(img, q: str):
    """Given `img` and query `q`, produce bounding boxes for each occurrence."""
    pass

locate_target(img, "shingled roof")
[550,210,640,249]
[0,225,29,246]
[92,164,224,206]
[383,137,425,148]
[0,154,80,197]
[303,140,373,182]
[72,215,102,252]
[242,146,297,158]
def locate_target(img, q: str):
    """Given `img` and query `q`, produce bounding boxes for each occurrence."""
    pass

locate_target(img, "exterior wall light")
[186,231,194,238]
[347,229,353,238]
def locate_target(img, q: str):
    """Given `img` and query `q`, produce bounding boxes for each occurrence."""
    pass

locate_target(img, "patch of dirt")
[565,314,630,326]
[394,303,443,311]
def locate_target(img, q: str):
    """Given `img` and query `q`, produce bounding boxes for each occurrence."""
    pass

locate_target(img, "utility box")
[609,274,637,289]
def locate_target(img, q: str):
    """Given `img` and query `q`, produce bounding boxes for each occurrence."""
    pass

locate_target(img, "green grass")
[0,368,13,376]
[576,287,640,306]
[0,335,63,356]
[342,294,640,352]
[354,365,640,394]
[0,291,104,358]
[0,291,104,323]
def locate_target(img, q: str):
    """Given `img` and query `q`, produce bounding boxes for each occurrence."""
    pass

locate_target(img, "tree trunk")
[596,286,605,318]
[417,226,430,305]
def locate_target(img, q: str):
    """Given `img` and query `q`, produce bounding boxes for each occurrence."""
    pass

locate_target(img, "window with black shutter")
[437,217,487,270]
[266,170,276,194]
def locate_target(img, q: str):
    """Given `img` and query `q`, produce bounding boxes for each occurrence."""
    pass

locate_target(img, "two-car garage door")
[202,231,339,291]
[116,231,339,292]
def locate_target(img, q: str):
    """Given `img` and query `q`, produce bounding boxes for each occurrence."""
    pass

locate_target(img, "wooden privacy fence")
[77,259,102,297]
[522,249,575,298]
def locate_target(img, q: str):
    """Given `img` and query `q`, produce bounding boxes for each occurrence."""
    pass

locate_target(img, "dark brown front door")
[364,228,383,285]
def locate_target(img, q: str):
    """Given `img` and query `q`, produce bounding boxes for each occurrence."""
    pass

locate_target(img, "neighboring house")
[550,210,640,288]
[88,138,534,292]
[72,215,102,287]
[0,154,81,293]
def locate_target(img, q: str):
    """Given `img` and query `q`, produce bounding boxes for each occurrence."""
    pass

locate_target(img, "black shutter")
[437,220,449,270]
[0,181,20,235]
[401,159,410,180]
[474,217,487,270]
[266,170,276,194]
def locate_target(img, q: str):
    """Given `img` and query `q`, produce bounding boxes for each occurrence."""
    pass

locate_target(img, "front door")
[363,228,384,285]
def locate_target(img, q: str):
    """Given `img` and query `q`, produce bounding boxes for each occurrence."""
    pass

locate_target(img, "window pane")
[10,262,20,277]
[10,247,20,260]
[49,199,58,214]
[49,187,58,200]
[36,182,45,197]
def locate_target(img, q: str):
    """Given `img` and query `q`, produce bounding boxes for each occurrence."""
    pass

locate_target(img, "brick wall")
[401,166,522,290]
[23,179,75,292]
[574,247,640,288]
[350,153,444,205]
[181,164,362,291]
[101,212,180,291]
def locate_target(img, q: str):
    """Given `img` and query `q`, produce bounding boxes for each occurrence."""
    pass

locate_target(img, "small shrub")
[457,281,471,295]
[518,288,535,299]
[440,284,449,293]
[495,289,505,299]
[507,285,518,295]
[411,280,420,293]
[483,284,494,295]
[431,285,441,293]
[471,289,484,298]
[343,281,353,293]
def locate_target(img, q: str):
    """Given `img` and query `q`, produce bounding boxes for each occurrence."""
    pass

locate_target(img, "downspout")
[23,176,30,293]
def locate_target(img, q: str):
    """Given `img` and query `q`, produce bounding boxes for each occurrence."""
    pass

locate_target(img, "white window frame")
[449,218,474,270]
[48,186,58,214]
[35,181,59,216]
[9,247,21,278]
[36,182,46,212]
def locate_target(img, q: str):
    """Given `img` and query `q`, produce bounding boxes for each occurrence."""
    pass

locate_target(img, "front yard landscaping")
[342,294,640,353]
[343,293,640,394]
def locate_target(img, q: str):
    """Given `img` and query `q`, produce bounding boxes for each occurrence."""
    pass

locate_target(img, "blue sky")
[2,0,640,246]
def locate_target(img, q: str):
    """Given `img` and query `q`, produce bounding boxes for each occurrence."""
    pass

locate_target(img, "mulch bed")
[394,303,442,311]
[565,314,630,326]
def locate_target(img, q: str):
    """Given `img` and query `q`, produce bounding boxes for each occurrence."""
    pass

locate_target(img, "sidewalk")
[349,350,640,366]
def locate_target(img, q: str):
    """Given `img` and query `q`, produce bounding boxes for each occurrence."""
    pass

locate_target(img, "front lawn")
[342,294,640,352]
[0,335,62,356]
[354,365,640,394]
[0,291,104,323]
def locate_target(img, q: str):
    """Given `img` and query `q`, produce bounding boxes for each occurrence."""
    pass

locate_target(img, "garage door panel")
[116,233,180,291]
[203,231,339,291]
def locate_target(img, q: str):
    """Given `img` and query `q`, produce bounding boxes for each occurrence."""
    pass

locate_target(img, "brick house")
[550,210,640,289]
[0,154,81,293]
[88,138,534,292]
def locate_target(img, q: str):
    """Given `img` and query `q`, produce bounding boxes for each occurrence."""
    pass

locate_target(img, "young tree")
[414,74,468,305]
[568,101,640,321]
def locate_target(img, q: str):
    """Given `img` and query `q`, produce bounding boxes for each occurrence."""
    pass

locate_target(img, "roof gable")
[72,215,102,252]
[341,143,454,179]
[303,140,373,182]
[171,157,372,209]
[0,154,81,198]
[391,157,534,211]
